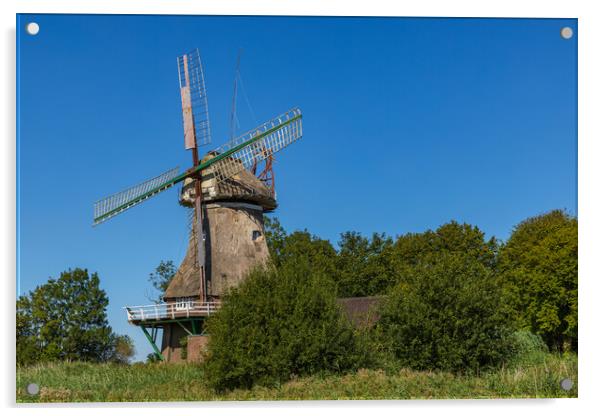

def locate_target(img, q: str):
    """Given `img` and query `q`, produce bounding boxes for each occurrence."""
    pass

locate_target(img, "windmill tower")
[94,48,303,362]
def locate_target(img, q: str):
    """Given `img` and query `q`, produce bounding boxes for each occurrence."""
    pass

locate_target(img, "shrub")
[510,330,548,356]
[203,259,364,391]
[378,253,513,373]
[507,330,548,366]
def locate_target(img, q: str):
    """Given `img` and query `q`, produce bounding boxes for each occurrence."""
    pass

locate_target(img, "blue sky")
[17,15,577,360]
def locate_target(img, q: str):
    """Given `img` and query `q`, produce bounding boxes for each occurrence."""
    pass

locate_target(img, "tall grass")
[17,353,576,402]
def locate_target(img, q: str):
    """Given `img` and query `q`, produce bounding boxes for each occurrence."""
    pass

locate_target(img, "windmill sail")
[93,167,181,225]
[177,48,211,148]
[208,108,302,185]
[93,108,303,226]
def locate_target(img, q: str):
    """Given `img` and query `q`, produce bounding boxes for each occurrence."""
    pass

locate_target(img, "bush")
[377,253,512,373]
[203,259,365,391]
[510,330,548,356]
[507,330,548,366]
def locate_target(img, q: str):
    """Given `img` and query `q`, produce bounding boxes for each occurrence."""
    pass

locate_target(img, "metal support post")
[141,326,165,361]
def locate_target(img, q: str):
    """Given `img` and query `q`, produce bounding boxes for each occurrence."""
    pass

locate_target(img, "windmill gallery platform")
[124,296,385,363]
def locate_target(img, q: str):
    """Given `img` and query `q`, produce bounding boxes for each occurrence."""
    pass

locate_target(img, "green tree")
[279,231,337,274]
[378,252,512,373]
[498,210,577,351]
[335,231,395,297]
[16,296,39,366]
[16,268,123,366]
[264,216,337,275]
[394,221,498,268]
[333,221,498,297]
[391,221,498,286]
[108,335,136,364]
[147,260,176,302]
[263,216,287,261]
[204,259,364,391]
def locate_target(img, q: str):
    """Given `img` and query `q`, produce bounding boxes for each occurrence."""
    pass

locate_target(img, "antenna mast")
[230,49,242,140]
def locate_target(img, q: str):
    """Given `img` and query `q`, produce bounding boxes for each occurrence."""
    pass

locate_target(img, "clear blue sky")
[17,15,577,361]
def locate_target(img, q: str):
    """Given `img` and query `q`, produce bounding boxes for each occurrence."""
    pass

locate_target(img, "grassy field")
[17,352,577,402]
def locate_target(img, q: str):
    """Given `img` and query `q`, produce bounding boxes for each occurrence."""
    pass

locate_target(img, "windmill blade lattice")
[93,109,302,226]
[177,48,211,147]
[209,108,302,185]
[93,166,181,225]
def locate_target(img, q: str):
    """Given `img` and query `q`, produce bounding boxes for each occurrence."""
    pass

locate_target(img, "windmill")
[94,48,303,362]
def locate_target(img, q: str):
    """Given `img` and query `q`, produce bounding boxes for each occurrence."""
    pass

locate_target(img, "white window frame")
[174,296,195,311]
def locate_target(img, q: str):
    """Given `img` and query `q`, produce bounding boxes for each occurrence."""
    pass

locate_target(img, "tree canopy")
[264,216,338,276]
[264,218,499,298]
[17,268,134,366]
[147,260,177,302]
[498,210,577,351]
[392,221,498,273]
[334,231,395,297]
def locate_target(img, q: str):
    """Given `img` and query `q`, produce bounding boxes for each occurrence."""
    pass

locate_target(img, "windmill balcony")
[124,301,221,324]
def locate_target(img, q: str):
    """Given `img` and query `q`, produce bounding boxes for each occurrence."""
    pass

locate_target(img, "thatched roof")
[163,221,201,300]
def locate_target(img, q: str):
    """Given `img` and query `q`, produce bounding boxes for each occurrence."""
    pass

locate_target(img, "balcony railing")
[124,301,221,322]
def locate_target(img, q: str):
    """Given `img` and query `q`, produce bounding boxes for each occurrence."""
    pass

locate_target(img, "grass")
[17,352,577,402]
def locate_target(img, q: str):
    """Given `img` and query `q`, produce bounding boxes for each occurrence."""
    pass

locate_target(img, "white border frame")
[3,1,601,415]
